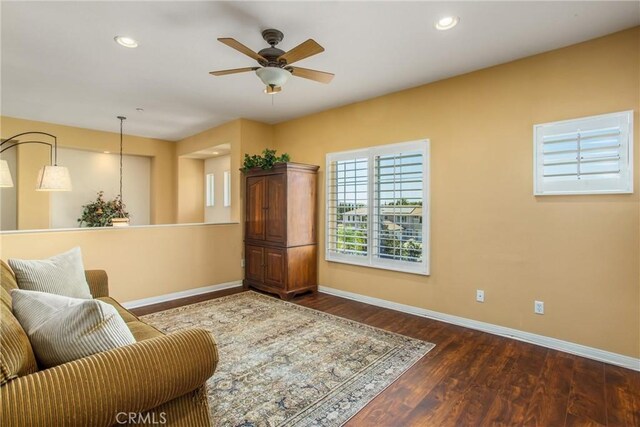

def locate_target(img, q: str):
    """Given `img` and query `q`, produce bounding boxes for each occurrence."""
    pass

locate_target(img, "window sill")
[325,255,430,276]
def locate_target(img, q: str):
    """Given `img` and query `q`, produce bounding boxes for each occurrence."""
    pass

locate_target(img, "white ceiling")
[2,1,638,141]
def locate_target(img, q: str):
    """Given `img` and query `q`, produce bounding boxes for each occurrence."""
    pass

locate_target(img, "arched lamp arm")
[0,141,54,166]
[0,132,58,165]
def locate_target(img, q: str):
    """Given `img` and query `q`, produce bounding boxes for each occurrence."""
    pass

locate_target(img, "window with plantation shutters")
[534,111,633,195]
[326,140,430,275]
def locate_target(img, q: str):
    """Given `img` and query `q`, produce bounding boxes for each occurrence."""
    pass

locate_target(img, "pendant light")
[111,116,129,227]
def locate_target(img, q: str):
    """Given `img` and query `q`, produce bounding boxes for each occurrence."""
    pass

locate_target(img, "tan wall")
[240,119,274,157]
[16,144,50,229]
[272,28,640,357]
[175,118,274,225]
[177,120,242,222]
[177,158,205,223]
[0,224,243,302]
[0,117,177,225]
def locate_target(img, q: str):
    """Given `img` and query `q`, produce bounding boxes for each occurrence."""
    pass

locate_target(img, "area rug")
[142,291,434,426]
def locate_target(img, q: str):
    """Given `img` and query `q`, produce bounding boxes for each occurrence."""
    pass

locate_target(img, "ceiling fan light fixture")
[256,67,291,88]
[264,85,282,95]
[435,16,459,30]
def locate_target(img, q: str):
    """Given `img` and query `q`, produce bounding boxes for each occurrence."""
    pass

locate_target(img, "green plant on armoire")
[241,149,290,173]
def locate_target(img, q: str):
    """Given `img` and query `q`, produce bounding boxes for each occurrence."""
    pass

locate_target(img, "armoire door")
[264,247,286,288]
[246,176,266,241]
[244,245,265,283]
[265,174,286,244]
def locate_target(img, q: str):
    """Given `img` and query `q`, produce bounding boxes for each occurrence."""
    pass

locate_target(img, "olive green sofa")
[0,260,218,426]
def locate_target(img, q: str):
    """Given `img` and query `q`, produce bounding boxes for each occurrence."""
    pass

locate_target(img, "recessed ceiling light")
[103,151,111,154]
[435,16,459,31]
[136,107,144,112]
[114,36,139,48]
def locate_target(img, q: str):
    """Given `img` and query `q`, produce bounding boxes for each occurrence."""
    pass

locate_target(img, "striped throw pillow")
[8,247,92,299]
[11,289,136,368]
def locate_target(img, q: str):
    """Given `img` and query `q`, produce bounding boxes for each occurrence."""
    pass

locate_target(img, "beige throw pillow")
[11,289,136,368]
[8,247,92,299]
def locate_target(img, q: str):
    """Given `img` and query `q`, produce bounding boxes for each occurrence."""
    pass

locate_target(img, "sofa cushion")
[8,247,92,299]
[0,302,38,385]
[11,289,136,368]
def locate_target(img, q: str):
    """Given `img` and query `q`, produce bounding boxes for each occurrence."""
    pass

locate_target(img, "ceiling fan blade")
[218,38,266,62]
[288,66,334,84]
[277,39,324,65]
[209,67,259,76]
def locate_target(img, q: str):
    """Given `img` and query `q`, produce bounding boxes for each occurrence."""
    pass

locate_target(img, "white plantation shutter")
[326,140,430,275]
[326,155,369,258]
[534,111,633,195]
[373,151,425,265]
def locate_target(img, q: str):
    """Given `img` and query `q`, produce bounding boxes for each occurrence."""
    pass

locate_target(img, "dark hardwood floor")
[132,289,640,427]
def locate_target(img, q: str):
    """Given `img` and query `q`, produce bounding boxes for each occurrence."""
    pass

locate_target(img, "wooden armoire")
[243,162,319,300]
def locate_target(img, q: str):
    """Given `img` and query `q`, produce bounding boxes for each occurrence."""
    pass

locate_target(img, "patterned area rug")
[143,291,434,427]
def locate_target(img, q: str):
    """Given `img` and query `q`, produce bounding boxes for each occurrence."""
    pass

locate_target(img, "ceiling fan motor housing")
[258,47,286,66]
[259,29,286,66]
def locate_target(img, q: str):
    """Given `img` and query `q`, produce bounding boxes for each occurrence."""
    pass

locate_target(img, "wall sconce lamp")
[0,132,72,191]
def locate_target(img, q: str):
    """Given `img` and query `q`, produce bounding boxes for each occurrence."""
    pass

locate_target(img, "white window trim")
[325,139,430,276]
[533,110,634,196]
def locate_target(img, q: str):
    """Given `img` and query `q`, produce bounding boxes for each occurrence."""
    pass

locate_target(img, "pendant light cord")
[117,116,126,203]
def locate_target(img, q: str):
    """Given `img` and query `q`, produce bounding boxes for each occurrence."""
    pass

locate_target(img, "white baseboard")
[122,281,243,309]
[319,285,640,372]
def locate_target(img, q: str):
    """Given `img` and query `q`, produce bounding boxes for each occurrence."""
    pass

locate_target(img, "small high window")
[534,111,633,195]
[205,173,215,207]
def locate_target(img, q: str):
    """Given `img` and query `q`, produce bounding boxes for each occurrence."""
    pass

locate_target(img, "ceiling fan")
[210,29,334,94]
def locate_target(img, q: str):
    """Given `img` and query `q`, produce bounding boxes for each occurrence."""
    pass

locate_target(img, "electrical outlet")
[476,290,485,303]
[534,300,544,315]
[240,259,245,268]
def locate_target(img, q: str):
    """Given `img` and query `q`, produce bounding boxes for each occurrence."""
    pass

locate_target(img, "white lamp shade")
[256,67,291,87]
[0,159,14,188]
[35,165,72,191]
